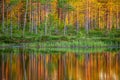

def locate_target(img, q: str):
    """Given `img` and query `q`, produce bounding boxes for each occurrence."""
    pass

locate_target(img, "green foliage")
[58,0,74,12]
[107,30,120,38]
[58,0,68,8]
[89,29,106,37]
[10,0,20,5]
[39,0,54,5]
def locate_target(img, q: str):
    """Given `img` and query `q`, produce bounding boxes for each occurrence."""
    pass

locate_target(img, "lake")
[0,47,120,80]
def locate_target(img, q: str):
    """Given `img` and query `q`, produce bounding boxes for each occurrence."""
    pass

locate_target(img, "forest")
[0,0,120,46]
[0,1,120,80]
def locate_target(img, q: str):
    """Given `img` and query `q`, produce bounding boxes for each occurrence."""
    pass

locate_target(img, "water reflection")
[0,50,120,80]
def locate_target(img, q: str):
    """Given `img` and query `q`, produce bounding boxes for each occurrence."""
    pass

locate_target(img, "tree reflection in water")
[0,50,120,80]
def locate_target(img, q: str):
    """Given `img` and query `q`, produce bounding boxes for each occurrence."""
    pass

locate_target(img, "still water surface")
[0,48,120,80]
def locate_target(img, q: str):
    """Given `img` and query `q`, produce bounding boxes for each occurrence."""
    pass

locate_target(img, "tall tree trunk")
[94,9,97,29]
[88,1,91,30]
[29,0,32,32]
[106,3,112,30]
[36,0,40,34]
[10,13,13,38]
[40,4,42,24]
[109,6,112,30]
[76,10,79,35]
[98,6,100,29]
[33,0,36,34]
[85,0,89,34]
[106,8,109,30]
[35,0,39,34]
[44,5,48,36]
[116,5,119,29]
[31,11,34,33]
[68,11,70,24]
[6,7,8,33]
[17,9,20,30]
[64,14,66,36]
[23,0,29,37]
[33,9,35,34]
[2,0,5,33]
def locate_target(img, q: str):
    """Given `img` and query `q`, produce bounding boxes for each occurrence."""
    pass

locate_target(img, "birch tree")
[40,0,53,35]
[57,0,74,36]
[23,0,29,37]
[2,0,5,33]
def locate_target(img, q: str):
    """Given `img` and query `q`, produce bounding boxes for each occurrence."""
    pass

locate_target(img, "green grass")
[0,29,120,49]
[0,39,119,53]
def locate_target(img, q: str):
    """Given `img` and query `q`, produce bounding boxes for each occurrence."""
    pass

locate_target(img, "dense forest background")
[0,0,120,38]
[0,1,120,80]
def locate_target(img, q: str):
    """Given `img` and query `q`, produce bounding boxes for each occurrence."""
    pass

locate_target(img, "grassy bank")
[0,29,120,48]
